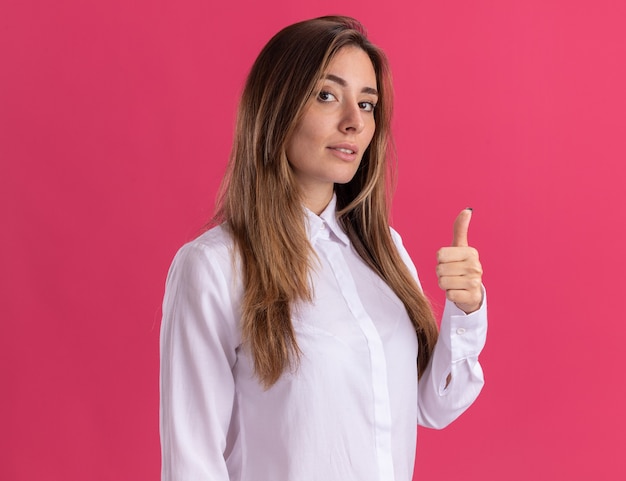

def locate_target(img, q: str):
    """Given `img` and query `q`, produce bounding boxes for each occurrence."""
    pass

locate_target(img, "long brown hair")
[214,16,438,388]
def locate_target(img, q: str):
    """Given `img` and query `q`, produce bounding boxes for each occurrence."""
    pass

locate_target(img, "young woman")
[160,16,487,481]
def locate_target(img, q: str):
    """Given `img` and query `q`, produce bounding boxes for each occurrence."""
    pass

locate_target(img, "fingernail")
[466,207,473,211]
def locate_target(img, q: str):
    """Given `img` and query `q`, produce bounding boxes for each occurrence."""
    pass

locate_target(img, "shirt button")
[456,328,466,335]
[320,223,326,230]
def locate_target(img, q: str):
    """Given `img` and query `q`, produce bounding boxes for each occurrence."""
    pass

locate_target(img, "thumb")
[452,208,473,247]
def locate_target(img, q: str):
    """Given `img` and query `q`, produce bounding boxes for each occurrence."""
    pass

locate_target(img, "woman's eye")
[359,101,376,113]
[317,90,337,102]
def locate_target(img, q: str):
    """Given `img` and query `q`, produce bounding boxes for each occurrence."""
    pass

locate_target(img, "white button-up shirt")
[160,196,487,481]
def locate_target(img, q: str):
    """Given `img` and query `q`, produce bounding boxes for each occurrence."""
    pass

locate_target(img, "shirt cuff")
[438,286,488,363]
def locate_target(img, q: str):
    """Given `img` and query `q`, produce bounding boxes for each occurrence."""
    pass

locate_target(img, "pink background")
[2,0,625,479]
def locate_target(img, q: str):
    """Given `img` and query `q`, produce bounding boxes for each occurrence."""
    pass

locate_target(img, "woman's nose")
[339,103,365,133]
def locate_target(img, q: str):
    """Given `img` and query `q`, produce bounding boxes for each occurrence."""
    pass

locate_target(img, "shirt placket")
[317,230,395,481]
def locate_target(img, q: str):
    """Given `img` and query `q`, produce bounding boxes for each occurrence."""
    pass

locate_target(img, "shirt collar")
[304,194,350,246]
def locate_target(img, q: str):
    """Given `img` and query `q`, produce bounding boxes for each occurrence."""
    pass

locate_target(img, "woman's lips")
[328,143,359,161]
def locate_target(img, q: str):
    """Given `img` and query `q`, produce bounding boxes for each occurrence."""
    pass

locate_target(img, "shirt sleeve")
[160,241,240,480]
[390,228,487,429]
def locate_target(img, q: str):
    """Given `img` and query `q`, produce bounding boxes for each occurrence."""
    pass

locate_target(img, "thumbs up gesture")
[436,208,484,314]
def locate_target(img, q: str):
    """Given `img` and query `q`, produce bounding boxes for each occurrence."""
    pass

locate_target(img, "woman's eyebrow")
[324,74,379,96]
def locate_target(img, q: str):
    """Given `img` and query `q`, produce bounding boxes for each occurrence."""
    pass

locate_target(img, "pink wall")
[2,1,625,479]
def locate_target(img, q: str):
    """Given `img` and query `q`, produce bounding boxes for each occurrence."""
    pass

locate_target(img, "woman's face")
[286,46,378,214]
